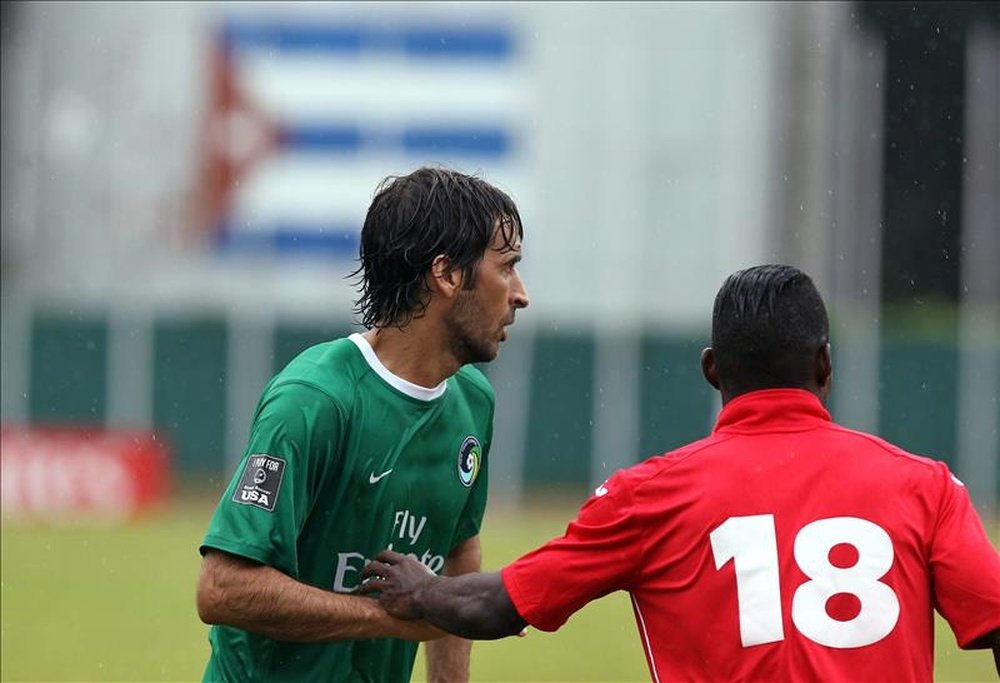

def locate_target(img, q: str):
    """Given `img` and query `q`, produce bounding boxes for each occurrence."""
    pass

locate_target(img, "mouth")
[500,318,515,341]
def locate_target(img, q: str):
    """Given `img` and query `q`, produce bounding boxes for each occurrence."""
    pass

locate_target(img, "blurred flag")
[194,17,525,257]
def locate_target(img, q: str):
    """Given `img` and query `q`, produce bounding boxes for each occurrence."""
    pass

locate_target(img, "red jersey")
[501,389,1000,682]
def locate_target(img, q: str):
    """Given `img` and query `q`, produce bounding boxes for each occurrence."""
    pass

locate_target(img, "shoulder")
[824,422,953,480]
[594,441,709,502]
[276,337,363,382]
[265,337,366,411]
[626,434,729,482]
[451,364,496,404]
[591,434,742,511]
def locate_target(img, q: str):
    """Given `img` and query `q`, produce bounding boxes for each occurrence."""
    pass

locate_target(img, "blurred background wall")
[2,1,998,515]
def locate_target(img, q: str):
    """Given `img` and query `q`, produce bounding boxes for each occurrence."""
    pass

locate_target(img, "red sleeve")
[500,474,642,632]
[929,465,1000,648]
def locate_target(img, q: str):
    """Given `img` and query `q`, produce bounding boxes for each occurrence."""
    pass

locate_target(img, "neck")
[363,323,461,388]
[720,381,823,407]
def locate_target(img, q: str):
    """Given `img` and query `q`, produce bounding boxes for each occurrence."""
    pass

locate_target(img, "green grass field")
[1,493,997,682]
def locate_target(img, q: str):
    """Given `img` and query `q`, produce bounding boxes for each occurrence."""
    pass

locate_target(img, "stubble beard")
[447,289,499,366]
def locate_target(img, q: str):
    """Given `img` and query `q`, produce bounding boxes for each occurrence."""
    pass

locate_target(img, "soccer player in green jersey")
[196,167,530,682]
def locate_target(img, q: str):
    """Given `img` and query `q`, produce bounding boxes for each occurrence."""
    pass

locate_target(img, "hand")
[359,550,438,620]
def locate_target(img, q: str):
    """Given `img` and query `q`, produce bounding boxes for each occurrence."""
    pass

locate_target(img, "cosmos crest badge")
[457,436,482,488]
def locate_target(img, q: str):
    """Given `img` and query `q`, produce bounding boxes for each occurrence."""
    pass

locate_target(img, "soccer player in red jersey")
[361,264,1000,681]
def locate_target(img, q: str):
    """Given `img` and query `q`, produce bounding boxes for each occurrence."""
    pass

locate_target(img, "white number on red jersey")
[710,515,900,648]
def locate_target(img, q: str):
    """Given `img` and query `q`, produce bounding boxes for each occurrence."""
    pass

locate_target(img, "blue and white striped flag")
[197,15,526,258]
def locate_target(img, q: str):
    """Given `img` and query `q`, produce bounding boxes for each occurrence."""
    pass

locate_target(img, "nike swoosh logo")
[369,469,393,484]
[595,484,609,497]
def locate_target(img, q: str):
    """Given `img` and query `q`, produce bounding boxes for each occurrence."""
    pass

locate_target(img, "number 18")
[709,515,900,648]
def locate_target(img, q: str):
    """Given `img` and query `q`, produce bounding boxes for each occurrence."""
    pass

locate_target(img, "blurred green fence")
[16,309,999,498]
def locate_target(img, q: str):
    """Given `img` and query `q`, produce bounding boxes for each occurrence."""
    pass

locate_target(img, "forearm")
[416,572,527,640]
[359,549,527,639]
[425,537,480,682]
[425,637,471,682]
[197,550,444,642]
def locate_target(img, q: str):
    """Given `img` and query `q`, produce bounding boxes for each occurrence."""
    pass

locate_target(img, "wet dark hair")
[711,264,829,389]
[351,167,523,328]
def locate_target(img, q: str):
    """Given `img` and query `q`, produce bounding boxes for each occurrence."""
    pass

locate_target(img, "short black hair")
[711,264,829,389]
[351,167,522,328]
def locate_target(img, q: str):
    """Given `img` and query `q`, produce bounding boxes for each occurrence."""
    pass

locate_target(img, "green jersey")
[200,334,493,682]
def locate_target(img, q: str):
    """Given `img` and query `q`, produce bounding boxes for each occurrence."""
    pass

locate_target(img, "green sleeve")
[451,453,488,551]
[200,381,343,578]
[451,392,493,551]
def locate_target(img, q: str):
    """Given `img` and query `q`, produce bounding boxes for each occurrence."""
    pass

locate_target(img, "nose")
[510,268,530,309]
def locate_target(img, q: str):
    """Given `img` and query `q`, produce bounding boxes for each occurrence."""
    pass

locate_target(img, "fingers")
[357,576,387,595]
[358,550,436,599]
[359,553,391,581]
[359,550,407,587]
[371,549,407,564]
[358,561,389,598]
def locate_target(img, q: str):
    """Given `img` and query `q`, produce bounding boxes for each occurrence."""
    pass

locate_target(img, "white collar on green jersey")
[349,333,448,401]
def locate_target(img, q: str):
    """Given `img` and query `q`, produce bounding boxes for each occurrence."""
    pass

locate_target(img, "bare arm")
[424,536,481,683]
[196,549,446,642]
[360,550,527,640]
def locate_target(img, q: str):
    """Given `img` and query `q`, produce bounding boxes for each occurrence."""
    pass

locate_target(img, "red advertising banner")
[1,424,171,523]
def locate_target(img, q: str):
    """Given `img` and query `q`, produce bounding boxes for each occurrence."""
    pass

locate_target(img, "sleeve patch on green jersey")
[232,454,286,512]
[458,436,482,487]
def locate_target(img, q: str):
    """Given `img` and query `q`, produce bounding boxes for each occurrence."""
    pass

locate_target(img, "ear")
[701,347,720,391]
[428,255,463,299]
[816,342,833,398]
